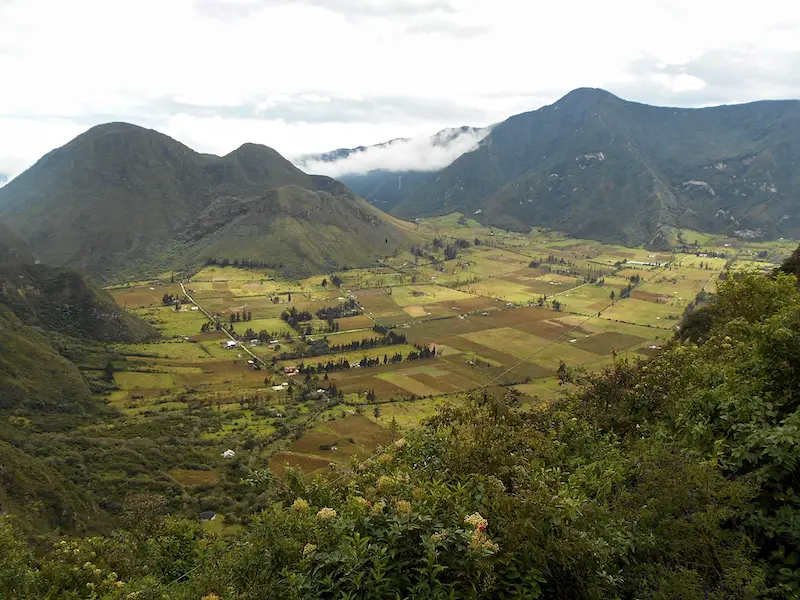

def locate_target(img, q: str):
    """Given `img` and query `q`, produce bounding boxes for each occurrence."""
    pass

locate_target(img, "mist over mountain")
[392,88,800,246]
[0,123,417,280]
[294,126,489,212]
[296,126,490,177]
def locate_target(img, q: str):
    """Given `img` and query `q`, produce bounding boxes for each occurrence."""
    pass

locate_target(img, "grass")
[459,327,550,360]
[391,285,476,308]
[269,415,392,475]
[169,468,219,487]
[114,371,176,390]
[132,306,209,338]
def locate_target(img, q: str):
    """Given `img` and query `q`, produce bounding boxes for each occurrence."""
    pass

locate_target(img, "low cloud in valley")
[295,126,491,176]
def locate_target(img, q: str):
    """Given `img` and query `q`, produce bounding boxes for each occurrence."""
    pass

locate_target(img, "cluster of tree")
[328,331,406,354]
[315,299,360,321]
[298,352,405,375]
[406,344,436,360]
[297,344,432,376]
[529,254,573,269]
[204,257,281,269]
[299,358,356,375]
[161,293,179,305]
[409,245,436,263]
[444,245,458,260]
[536,295,563,311]
[584,266,608,284]
[229,310,253,323]
[280,307,313,332]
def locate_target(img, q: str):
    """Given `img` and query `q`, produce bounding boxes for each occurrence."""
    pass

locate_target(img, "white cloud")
[0,0,799,178]
[295,126,491,176]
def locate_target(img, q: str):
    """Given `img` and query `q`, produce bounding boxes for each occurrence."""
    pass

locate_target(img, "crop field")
[102,215,795,481]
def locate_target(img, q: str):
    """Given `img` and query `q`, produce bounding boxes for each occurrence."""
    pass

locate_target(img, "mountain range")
[0,123,417,280]
[390,89,800,245]
[1,89,799,282]
[300,89,800,247]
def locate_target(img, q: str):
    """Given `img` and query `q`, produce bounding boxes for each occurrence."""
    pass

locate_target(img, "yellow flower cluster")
[303,543,317,556]
[316,507,337,520]
[430,530,448,543]
[376,475,395,492]
[393,438,406,449]
[464,512,488,531]
[353,496,371,507]
[378,453,393,465]
[469,529,499,553]
[292,498,310,512]
[372,501,386,515]
[201,594,221,600]
[394,499,413,514]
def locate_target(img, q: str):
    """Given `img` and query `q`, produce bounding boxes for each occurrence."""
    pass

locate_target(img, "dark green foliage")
[0,264,159,342]
[779,245,800,278]
[0,304,90,412]
[0,440,110,534]
[0,123,416,280]
[394,89,800,246]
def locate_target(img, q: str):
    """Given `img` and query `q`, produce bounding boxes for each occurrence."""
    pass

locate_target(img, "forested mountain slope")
[394,89,800,247]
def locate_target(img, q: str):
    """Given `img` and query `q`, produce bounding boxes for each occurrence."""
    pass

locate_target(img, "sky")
[1,0,799,182]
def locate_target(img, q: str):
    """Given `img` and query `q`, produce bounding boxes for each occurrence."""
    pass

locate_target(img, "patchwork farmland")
[106,216,795,485]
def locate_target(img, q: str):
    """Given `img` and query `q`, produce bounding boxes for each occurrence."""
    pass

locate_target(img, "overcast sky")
[1,0,799,181]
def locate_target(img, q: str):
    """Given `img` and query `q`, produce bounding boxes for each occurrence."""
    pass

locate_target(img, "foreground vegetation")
[2,259,800,598]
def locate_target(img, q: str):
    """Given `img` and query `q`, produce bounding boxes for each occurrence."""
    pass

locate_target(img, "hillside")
[181,182,416,273]
[0,265,160,342]
[0,221,35,266]
[0,123,417,280]
[339,170,434,211]
[393,89,800,246]
[0,439,110,534]
[0,304,90,412]
[0,303,114,533]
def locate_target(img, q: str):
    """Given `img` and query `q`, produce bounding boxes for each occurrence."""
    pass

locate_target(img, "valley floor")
[98,215,794,530]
